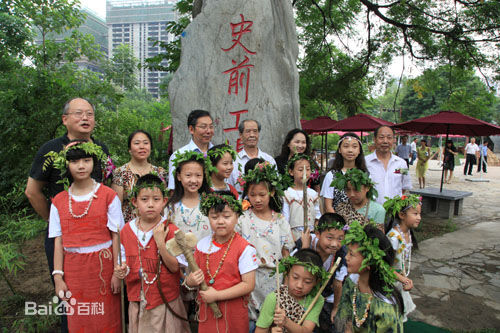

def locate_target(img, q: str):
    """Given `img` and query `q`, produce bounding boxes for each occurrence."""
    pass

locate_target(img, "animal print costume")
[335,201,370,226]
[275,285,305,332]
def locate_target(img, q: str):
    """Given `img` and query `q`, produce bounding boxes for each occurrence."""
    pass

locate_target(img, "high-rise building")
[106,0,176,98]
[35,8,108,73]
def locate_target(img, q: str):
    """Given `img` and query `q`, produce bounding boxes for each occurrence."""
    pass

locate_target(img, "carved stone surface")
[169,0,300,155]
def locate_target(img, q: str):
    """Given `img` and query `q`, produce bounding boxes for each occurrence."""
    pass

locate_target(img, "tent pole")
[320,133,324,172]
[479,136,484,180]
[325,132,328,171]
[440,126,449,192]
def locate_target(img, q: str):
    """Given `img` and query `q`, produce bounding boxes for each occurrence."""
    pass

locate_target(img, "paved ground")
[406,159,500,331]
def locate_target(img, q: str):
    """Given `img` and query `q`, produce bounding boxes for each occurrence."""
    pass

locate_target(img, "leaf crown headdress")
[315,213,348,232]
[200,192,243,216]
[330,168,378,201]
[273,255,330,296]
[207,145,237,162]
[241,161,286,197]
[171,150,218,185]
[43,141,107,191]
[286,153,318,173]
[383,194,422,217]
[129,172,168,199]
[342,220,396,294]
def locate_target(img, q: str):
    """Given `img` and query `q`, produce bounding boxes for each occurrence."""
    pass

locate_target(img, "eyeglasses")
[196,124,215,130]
[66,111,95,118]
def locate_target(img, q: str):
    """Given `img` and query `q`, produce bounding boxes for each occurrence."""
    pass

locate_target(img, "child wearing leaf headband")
[321,132,368,213]
[186,191,258,332]
[165,150,212,242]
[331,168,386,230]
[383,194,422,322]
[47,141,123,331]
[237,161,295,327]
[255,249,326,333]
[114,174,190,332]
[336,221,403,332]
[292,213,349,332]
[207,144,239,198]
[282,153,321,241]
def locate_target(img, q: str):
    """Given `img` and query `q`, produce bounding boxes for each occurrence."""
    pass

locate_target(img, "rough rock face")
[169,0,300,155]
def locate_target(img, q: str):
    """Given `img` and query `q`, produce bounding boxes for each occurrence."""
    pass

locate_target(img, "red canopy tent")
[394,110,500,191]
[300,116,338,170]
[330,113,394,140]
[301,116,338,133]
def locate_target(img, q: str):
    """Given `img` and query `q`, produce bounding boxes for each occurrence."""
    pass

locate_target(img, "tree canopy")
[296,0,500,117]
[150,0,499,118]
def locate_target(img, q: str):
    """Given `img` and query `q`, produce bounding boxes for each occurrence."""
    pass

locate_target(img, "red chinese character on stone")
[221,14,256,55]
[236,138,244,152]
[223,56,254,103]
[223,110,248,134]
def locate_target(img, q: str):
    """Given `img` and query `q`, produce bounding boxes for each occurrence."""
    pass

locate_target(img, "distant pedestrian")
[409,138,418,165]
[477,141,488,173]
[463,138,479,176]
[395,135,411,167]
[416,139,431,189]
[443,140,458,184]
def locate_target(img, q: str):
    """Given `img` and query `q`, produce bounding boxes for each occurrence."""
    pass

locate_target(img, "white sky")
[79,0,419,80]
[80,0,106,19]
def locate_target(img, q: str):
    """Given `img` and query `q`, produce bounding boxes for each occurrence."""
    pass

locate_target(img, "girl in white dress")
[384,194,422,322]
[236,161,295,326]
[282,154,321,241]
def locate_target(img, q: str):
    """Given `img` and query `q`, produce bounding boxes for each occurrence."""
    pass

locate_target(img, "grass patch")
[451,328,500,333]
[414,218,457,242]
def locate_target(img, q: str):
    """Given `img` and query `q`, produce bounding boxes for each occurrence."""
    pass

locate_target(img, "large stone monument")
[169,0,300,155]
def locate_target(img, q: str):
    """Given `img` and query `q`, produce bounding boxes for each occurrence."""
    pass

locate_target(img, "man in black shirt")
[25,98,111,331]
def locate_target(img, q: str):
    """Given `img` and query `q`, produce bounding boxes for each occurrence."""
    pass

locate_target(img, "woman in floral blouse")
[111,130,167,223]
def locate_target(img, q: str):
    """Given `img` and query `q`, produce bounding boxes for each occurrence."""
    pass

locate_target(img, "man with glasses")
[25,97,111,332]
[365,125,412,205]
[228,119,276,192]
[167,109,215,189]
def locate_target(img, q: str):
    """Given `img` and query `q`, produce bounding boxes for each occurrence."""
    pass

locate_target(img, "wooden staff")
[302,171,308,231]
[116,223,126,333]
[170,230,222,318]
[298,257,341,325]
[275,259,280,303]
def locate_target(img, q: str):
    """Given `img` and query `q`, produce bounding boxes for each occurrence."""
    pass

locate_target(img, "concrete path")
[406,160,500,330]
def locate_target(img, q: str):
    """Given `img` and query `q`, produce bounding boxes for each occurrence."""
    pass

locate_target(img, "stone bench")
[409,188,473,219]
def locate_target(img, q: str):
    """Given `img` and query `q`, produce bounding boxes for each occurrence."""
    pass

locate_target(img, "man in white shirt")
[365,126,412,205]
[410,138,418,165]
[167,110,214,189]
[463,137,479,176]
[228,119,276,192]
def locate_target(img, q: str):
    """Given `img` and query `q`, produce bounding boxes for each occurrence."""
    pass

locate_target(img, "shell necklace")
[396,225,412,276]
[68,180,97,219]
[352,286,373,328]
[136,218,161,285]
[206,232,236,284]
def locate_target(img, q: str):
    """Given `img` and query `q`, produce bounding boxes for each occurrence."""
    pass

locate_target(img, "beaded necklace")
[352,286,373,328]
[136,218,161,286]
[248,210,276,238]
[68,180,97,219]
[395,225,412,276]
[179,200,202,228]
[205,232,236,285]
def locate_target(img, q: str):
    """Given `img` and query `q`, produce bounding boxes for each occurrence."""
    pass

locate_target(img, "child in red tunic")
[115,174,190,332]
[48,141,122,332]
[185,191,258,332]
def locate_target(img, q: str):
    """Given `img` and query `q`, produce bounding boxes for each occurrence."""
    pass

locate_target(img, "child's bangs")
[66,147,94,161]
